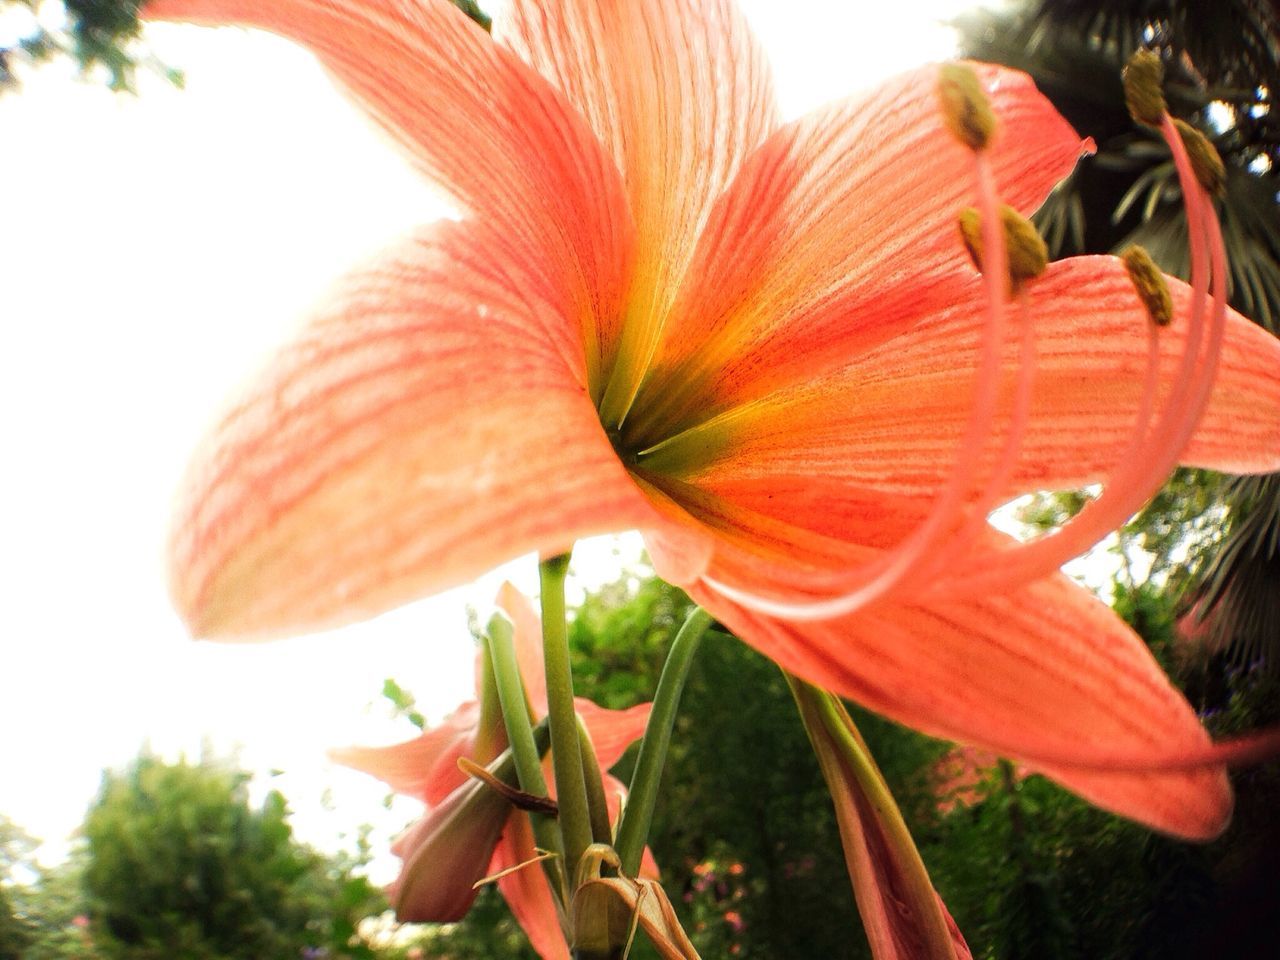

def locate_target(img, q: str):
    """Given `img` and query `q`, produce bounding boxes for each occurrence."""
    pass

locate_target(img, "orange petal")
[492,814,571,960]
[573,700,652,772]
[623,62,1088,444]
[330,701,478,802]
[498,0,777,408]
[142,0,634,389]
[169,221,662,639]
[670,256,1280,498]
[688,564,1233,840]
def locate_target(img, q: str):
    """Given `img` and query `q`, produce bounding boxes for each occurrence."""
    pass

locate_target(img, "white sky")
[0,1,974,876]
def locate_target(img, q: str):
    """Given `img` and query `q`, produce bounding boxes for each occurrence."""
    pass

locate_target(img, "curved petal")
[574,700,652,771]
[330,701,478,800]
[169,220,663,639]
[623,62,1089,444]
[492,814,571,960]
[687,561,1233,840]
[661,256,1280,497]
[143,0,634,387]
[498,0,777,404]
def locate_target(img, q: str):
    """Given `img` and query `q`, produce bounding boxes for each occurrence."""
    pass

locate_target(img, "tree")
[81,752,382,960]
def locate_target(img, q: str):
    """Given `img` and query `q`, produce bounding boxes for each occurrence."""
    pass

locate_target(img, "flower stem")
[484,612,566,898]
[539,552,594,881]
[615,606,714,876]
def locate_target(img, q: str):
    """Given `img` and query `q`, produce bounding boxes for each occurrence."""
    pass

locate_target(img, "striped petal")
[168,220,661,638]
[143,0,634,386]
[622,62,1088,446]
[663,256,1280,500]
[498,0,777,411]
[688,556,1233,840]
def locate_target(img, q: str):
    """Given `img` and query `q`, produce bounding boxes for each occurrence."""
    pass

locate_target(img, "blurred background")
[1,0,1277,957]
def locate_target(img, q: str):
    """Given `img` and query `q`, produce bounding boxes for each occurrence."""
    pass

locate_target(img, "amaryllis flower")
[148,0,1280,840]
[333,583,652,959]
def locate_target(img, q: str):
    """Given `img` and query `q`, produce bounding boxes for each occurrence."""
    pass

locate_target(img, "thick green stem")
[540,553,594,882]
[484,612,566,899]
[615,606,714,876]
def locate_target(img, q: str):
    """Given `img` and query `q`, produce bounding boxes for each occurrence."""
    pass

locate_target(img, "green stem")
[540,553,594,881]
[484,612,566,897]
[615,606,714,876]
[576,717,613,846]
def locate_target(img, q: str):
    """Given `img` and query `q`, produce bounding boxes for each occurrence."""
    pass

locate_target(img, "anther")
[957,205,1048,294]
[937,63,996,151]
[1122,50,1166,127]
[1121,245,1175,326]
[1172,119,1227,196]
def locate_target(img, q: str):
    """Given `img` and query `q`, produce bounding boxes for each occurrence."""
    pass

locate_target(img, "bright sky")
[0,1,974,877]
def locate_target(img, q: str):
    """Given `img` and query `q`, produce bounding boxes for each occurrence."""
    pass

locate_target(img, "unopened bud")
[1123,50,1166,126]
[1121,245,1174,327]
[937,63,996,151]
[1173,119,1227,196]
[957,205,1049,294]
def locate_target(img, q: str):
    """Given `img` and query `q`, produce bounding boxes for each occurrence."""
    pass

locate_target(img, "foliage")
[80,752,384,960]
[0,0,157,91]
[0,0,491,90]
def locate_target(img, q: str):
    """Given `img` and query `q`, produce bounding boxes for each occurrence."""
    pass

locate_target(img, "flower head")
[146,0,1280,840]
[332,584,651,958]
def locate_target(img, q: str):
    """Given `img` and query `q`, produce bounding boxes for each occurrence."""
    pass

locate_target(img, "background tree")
[0,0,490,90]
[81,752,383,960]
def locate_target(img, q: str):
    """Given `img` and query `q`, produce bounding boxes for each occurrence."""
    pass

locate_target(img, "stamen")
[1122,50,1166,127]
[936,63,996,151]
[957,205,1049,295]
[936,97,1228,599]
[1172,119,1227,196]
[1121,245,1174,326]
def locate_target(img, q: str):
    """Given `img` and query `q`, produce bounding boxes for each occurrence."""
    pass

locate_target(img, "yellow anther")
[1121,245,1174,326]
[1123,50,1167,126]
[1173,119,1227,196]
[937,63,996,151]
[957,204,1049,294]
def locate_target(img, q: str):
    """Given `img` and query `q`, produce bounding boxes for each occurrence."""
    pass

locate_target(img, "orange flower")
[332,584,652,959]
[146,0,1280,839]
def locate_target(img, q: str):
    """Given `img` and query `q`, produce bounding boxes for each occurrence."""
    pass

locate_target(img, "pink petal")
[168,221,663,638]
[498,0,778,396]
[329,701,478,801]
[143,0,634,389]
[623,62,1088,443]
[688,559,1233,840]
[492,814,571,960]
